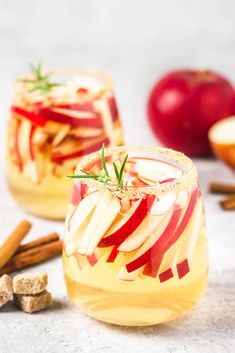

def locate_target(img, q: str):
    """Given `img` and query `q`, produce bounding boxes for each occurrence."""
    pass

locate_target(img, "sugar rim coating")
[76,146,198,199]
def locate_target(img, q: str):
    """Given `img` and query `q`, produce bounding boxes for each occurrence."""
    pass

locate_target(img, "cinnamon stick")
[209,182,235,194]
[0,239,63,275]
[0,220,32,269]
[220,194,235,210]
[15,232,59,254]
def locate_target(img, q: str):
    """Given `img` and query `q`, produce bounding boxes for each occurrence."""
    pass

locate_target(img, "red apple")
[147,70,235,156]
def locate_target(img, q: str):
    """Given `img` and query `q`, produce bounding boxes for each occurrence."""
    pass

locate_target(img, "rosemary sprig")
[19,61,61,94]
[67,145,129,188]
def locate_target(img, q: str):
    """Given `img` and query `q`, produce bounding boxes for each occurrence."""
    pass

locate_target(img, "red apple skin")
[147,70,235,156]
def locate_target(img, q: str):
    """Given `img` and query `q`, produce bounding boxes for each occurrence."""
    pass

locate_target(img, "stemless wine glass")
[63,146,208,326]
[6,68,123,219]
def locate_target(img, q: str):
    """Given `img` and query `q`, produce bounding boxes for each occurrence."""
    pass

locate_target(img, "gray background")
[0,1,235,352]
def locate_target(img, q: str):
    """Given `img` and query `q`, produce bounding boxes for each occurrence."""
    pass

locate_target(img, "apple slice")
[65,191,102,245]
[64,211,94,256]
[70,182,88,205]
[93,97,115,146]
[78,190,121,255]
[14,119,23,172]
[108,95,119,122]
[176,198,204,279]
[118,213,166,252]
[51,136,109,163]
[119,212,173,280]
[208,116,235,169]
[150,192,176,216]
[57,102,95,112]
[69,127,103,139]
[126,207,181,273]
[52,124,71,146]
[11,106,46,127]
[98,195,156,248]
[140,187,198,277]
[40,107,103,128]
[129,157,183,183]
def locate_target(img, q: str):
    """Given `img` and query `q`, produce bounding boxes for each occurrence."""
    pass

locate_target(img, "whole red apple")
[147,70,235,156]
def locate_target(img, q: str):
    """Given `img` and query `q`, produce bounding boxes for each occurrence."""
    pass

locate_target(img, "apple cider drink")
[63,146,208,326]
[7,65,123,219]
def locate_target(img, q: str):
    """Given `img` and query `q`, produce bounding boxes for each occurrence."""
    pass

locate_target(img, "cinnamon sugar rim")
[76,146,198,199]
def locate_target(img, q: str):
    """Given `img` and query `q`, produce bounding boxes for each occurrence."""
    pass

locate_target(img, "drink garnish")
[68,144,128,187]
[18,61,61,94]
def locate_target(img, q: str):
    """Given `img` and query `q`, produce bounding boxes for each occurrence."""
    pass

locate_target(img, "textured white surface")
[0,1,235,352]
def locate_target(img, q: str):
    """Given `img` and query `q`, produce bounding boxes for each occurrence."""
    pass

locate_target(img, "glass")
[6,69,123,219]
[63,146,208,326]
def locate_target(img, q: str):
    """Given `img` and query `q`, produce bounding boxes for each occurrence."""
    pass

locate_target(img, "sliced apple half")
[209,116,235,169]
[78,189,121,255]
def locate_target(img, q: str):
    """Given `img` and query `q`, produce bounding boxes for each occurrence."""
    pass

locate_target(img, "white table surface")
[0,1,235,352]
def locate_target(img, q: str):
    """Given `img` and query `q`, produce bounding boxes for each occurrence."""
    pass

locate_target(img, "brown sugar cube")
[13,290,52,313]
[0,274,13,307]
[13,273,48,295]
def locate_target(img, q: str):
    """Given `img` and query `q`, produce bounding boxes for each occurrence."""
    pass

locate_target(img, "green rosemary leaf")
[113,162,119,182]
[118,154,128,184]
[101,143,110,178]
[67,175,98,179]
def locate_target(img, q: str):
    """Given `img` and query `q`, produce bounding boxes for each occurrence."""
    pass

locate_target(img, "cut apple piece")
[150,187,199,280]
[118,213,166,252]
[70,182,88,205]
[65,191,102,245]
[122,211,173,278]
[106,245,119,263]
[52,124,71,146]
[69,127,103,139]
[208,116,235,169]
[126,207,181,272]
[11,106,46,127]
[175,198,204,279]
[51,136,109,163]
[150,192,176,216]
[129,157,183,183]
[64,212,94,256]
[40,107,103,128]
[14,119,23,172]
[93,97,115,146]
[117,265,142,281]
[98,195,156,248]
[78,190,121,255]
[57,102,95,112]
[107,95,119,122]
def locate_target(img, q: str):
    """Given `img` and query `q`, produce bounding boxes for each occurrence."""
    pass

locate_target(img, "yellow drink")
[63,147,208,325]
[6,69,123,219]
